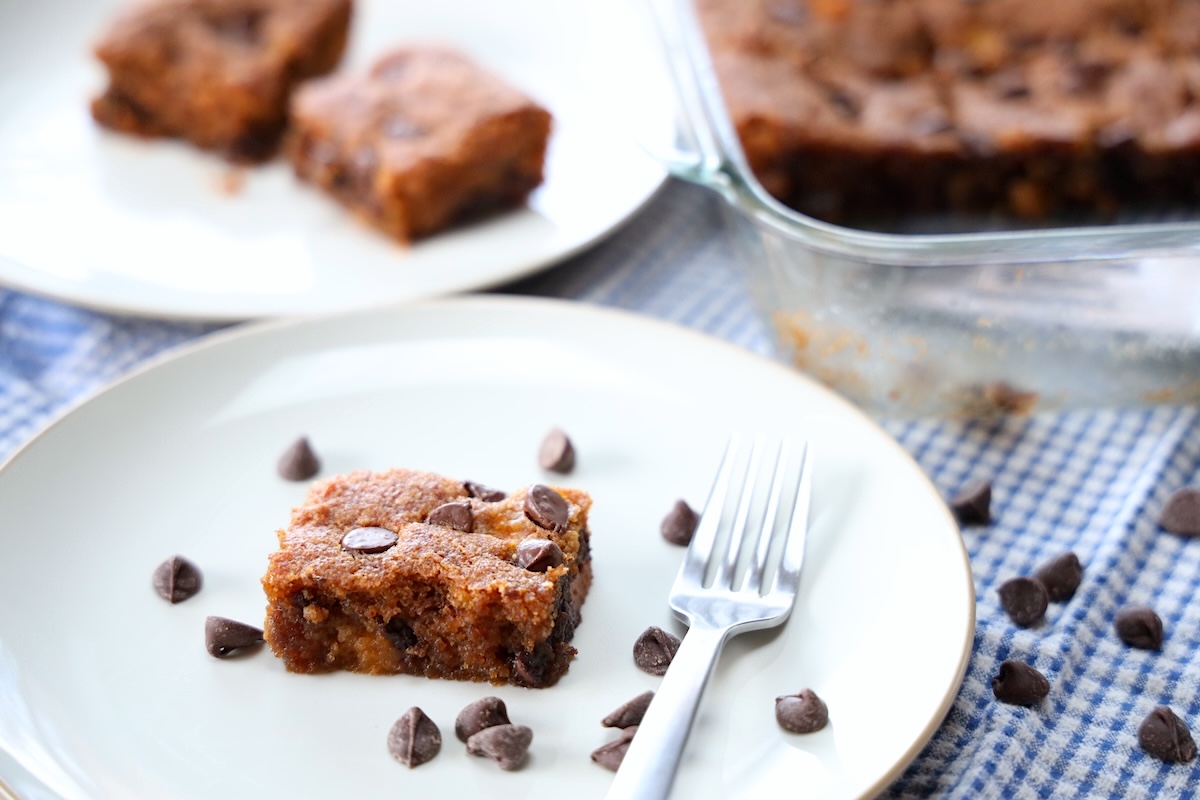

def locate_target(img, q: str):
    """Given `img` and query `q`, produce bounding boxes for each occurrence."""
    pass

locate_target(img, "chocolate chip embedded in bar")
[539,428,576,474]
[990,660,1049,706]
[277,436,320,481]
[633,626,681,676]
[524,484,570,533]
[153,555,203,603]
[660,500,700,546]
[1159,486,1200,536]
[602,691,654,729]
[949,478,992,526]
[1138,706,1197,764]
[205,616,264,658]
[466,724,533,771]
[388,707,441,768]
[997,576,1048,628]
[455,697,510,743]
[591,726,638,771]
[427,501,473,532]
[1033,552,1084,603]
[515,539,564,572]
[341,526,398,554]
[464,480,506,502]
[1114,605,1164,650]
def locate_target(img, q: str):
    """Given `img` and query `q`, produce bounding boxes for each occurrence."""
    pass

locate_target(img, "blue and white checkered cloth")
[3,179,1200,798]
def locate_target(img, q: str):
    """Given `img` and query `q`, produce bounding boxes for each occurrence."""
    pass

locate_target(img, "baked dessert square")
[286,45,553,242]
[91,0,353,162]
[261,469,592,688]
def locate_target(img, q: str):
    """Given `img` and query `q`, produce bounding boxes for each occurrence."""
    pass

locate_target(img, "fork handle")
[604,624,730,800]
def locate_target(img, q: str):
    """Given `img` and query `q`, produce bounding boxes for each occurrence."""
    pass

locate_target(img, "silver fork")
[605,434,813,800]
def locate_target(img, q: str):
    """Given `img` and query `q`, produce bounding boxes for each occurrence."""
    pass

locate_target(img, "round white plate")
[0,0,667,321]
[0,297,973,800]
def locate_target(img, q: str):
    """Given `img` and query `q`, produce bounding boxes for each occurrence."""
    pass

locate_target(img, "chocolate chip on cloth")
[515,538,564,572]
[464,480,506,502]
[1033,551,1083,603]
[524,484,570,533]
[538,428,576,474]
[991,660,1049,706]
[153,555,203,603]
[591,726,638,771]
[466,724,533,770]
[660,499,700,546]
[388,707,441,768]
[1115,605,1164,651]
[455,697,511,742]
[205,616,264,658]
[997,576,1048,628]
[277,435,320,481]
[1139,706,1197,764]
[775,688,829,733]
[427,501,473,532]
[949,478,991,526]
[341,526,398,554]
[603,691,654,729]
[1159,486,1200,536]
[634,626,681,676]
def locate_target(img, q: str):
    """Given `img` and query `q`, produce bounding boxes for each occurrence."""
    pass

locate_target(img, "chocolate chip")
[1139,706,1197,763]
[660,500,700,546]
[466,724,533,771]
[342,526,398,554]
[388,707,441,768]
[602,691,654,728]
[590,726,638,771]
[427,501,473,533]
[383,617,417,651]
[775,688,829,733]
[634,626,681,676]
[990,660,1049,706]
[997,576,1048,627]
[277,436,320,481]
[1033,552,1083,602]
[455,697,511,743]
[1159,487,1200,536]
[1115,605,1163,650]
[515,539,564,572]
[464,481,506,502]
[524,484,570,533]
[511,643,555,688]
[949,479,992,525]
[205,616,264,658]
[538,428,575,474]
[153,555,203,603]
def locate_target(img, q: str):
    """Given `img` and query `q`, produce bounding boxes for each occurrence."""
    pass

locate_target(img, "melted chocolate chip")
[512,642,556,688]
[591,726,638,771]
[455,697,511,743]
[524,484,570,533]
[1159,487,1200,536]
[990,660,1049,706]
[660,499,700,546]
[538,428,576,473]
[384,618,417,651]
[1139,707,1197,763]
[464,481,506,502]
[427,501,473,532]
[997,576,1048,628]
[466,724,533,771]
[153,555,203,603]
[633,626,680,676]
[388,707,441,768]
[1033,552,1083,602]
[775,689,829,733]
[602,691,654,729]
[515,539,564,572]
[1115,605,1163,650]
[205,616,264,658]
[950,478,992,525]
[277,436,320,481]
[342,526,398,554]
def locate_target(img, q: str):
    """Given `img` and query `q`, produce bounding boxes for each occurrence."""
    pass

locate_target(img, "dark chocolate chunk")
[1139,706,1197,764]
[515,539,564,572]
[383,617,417,651]
[524,484,569,533]
[511,642,555,688]
[153,555,203,603]
[590,726,638,771]
[1033,552,1083,602]
[1159,487,1200,536]
[277,436,320,481]
[455,697,511,743]
[990,659,1049,706]
[539,428,576,474]
[949,479,992,525]
[388,707,441,768]
[775,688,829,733]
[997,576,1048,627]
[660,499,700,546]
[1114,605,1164,650]
[464,481,506,502]
[602,690,654,729]
[427,501,473,533]
[342,526,398,554]
[466,724,533,771]
[634,626,681,676]
[205,616,264,658]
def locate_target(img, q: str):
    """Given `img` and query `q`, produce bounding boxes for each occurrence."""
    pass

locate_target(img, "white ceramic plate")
[0,297,973,800]
[0,0,668,321]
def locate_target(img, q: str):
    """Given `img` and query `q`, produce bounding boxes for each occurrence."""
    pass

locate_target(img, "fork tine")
[770,439,812,597]
[742,438,791,595]
[680,434,741,587]
[712,434,767,590]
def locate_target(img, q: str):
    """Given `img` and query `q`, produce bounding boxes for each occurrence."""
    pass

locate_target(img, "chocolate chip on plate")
[1033,551,1083,602]
[660,500,700,546]
[949,478,992,525]
[524,484,569,533]
[1159,486,1200,536]
[1139,706,1197,763]
[341,526,398,554]
[153,555,203,603]
[277,436,320,481]
[997,576,1048,627]
[634,626,681,676]
[464,481,506,502]
[515,539,564,572]
[538,428,576,474]
[427,501,473,533]
[205,616,264,658]
[602,691,655,729]
[1114,605,1164,650]
[591,726,638,772]
[455,697,511,743]
[388,707,442,768]
[990,659,1049,706]
[775,688,829,733]
[466,724,533,771]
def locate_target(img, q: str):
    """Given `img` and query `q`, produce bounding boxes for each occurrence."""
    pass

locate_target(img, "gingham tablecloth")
[3,179,1200,799]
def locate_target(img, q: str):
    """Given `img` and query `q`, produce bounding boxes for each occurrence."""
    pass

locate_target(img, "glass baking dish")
[643,0,1200,417]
